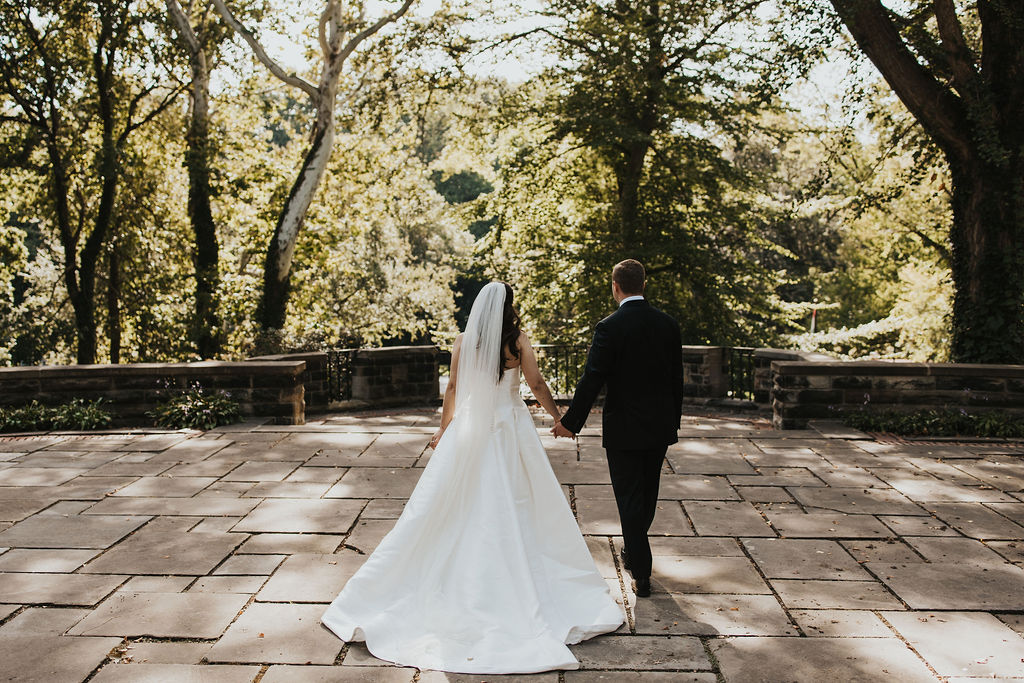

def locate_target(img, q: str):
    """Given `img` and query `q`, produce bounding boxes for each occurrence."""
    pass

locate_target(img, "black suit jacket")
[560,299,683,449]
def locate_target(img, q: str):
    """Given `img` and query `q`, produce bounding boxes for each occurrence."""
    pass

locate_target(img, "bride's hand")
[428,429,443,449]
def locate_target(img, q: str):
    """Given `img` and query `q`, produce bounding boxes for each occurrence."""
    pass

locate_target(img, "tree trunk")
[45,134,97,365]
[827,0,1024,363]
[947,158,1024,363]
[186,46,222,358]
[107,245,121,364]
[258,119,335,330]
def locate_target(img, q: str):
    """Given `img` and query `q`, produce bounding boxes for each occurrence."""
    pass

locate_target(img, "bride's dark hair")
[498,282,521,380]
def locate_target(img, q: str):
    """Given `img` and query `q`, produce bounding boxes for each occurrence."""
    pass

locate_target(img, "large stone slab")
[548,459,612,485]
[111,476,217,497]
[766,511,892,538]
[206,603,342,664]
[81,527,244,575]
[0,499,54,523]
[650,556,770,594]
[0,514,148,548]
[244,481,333,498]
[0,467,86,487]
[791,609,892,637]
[904,536,1007,566]
[867,561,1024,609]
[743,538,869,580]
[841,539,922,564]
[0,548,100,572]
[684,501,775,537]
[360,433,425,460]
[69,592,249,638]
[666,453,757,476]
[657,475,740,501]
[265,666,417,682]
[222,462,301,482]
[0,607,91,635]
[788,487,923,515]
[881,471,1016,502]
[633,593,796,636]
[579,498,692,536]
[770,579,902,610]
[257,552,364,602]
[728,467,827,487]
[877,515,958,536]
[90,663,262,683]
[569,635,710,670]
[325,469,423,499]
[238,534,343,555]
[344,519,394,553]
[884,611,1024,678]
[233,499,363,534]
[927,502,1024,539]
[85,496,259,516]
[711,637,935,682]
[0,634,122,682]
[0,573,126,605]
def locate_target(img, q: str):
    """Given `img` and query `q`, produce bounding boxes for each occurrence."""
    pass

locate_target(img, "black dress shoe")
[620,548,631,572]
[634,577,651,598]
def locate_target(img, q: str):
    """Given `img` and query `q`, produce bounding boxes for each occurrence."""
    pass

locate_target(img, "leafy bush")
[148,386,240,430]
[0,398,112,433]
[840,408,1024,439]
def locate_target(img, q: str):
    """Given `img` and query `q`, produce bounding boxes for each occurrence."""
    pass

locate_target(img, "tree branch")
[932,0,979,96]
[210,0,320,102]
[166,0,202,54]
[337,0,417,64]
[829,0,972,164]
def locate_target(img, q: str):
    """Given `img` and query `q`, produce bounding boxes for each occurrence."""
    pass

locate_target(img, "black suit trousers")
[605,445,668,580]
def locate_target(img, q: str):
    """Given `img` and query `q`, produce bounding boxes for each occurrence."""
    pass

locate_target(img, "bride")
[321,281,624,673]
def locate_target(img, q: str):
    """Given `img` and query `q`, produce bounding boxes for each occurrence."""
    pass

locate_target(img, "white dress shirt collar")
[618,295,645,307]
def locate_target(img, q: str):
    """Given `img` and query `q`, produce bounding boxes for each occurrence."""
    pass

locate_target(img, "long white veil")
[453,282,506,457]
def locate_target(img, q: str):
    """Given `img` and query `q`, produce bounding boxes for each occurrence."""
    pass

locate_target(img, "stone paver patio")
[3,407,1024,681]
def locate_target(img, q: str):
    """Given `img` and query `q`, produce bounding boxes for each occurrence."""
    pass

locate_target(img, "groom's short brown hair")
[613,259,645,295]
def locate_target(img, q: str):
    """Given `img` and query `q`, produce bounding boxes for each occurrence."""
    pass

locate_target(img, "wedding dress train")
[320,367,624,673]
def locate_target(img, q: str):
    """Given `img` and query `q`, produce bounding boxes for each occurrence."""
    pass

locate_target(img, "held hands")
[550,421,576,440]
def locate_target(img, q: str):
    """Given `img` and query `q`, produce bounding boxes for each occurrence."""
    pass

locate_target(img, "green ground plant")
[0,398,112,433]
[148,385,240,430]
[840,408,1024,439]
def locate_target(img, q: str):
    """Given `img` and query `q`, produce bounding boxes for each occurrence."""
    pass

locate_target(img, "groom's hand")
[551,422,576,440]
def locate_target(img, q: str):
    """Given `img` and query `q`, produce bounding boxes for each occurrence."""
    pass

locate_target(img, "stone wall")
[753,349,834,404]
[0,361,306,426]
[346,346,440,408]
[771,360,1024,429]
[682,346,831,402]
[682,346,726,398]
[247,352,329,414]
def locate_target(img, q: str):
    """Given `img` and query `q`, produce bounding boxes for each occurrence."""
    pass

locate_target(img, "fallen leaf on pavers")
[258,633,264,638]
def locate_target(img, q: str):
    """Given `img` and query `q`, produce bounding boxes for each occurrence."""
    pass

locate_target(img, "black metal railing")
[727,346,755,401]
[326,349,357,401]
[533,344,588,398]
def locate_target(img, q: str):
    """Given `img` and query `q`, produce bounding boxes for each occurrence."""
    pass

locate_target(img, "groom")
[553,259,682,598]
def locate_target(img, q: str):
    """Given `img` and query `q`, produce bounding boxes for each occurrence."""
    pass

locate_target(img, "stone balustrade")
[771,360,1024,429]
[0,361,306,426]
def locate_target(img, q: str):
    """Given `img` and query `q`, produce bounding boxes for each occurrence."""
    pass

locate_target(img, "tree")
[487,1,801,345]
[825,0,1024,363]
[165,0,235,358]
[212,0,415,333]
[0,0,180,363]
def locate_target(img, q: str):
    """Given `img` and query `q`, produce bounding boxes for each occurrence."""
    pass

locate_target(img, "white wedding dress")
[321,288,623,673]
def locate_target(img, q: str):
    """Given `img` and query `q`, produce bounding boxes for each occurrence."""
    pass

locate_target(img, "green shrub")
[148,386,240,430]
[0,398,112,433]
[840,408,1024,439]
